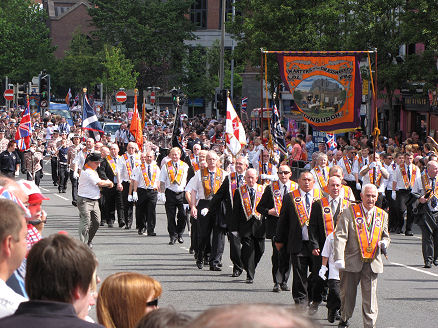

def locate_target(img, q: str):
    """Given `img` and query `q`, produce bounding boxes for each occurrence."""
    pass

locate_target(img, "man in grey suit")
[334,183,390,328]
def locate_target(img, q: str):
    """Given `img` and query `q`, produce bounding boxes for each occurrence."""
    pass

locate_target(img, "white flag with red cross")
[225,96,247,156]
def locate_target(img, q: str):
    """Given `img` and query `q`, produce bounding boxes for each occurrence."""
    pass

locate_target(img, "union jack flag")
[15,98,32,151]
[326,133,337,150]
[241,97,248,114]
[0,187,31,218]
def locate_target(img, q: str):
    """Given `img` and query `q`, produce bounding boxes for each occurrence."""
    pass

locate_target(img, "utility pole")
[230,0,235,101]
[218,0,226,117]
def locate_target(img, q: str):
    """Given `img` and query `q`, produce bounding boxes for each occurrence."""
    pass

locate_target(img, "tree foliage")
[0,0,55,82]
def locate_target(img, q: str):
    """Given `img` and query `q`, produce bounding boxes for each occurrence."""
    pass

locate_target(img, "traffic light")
[216,89,228,116]
[39,72,50,107]
[170,88,178,105]
[16,83,26,105]
[94,83,103,101]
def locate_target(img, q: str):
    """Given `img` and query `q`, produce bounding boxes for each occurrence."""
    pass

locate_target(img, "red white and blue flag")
[82,94,103,133]
[15,98,32,151]
[0,187,31,218]
[65,88,72,106]
[241,97,248,114]
[326,133,337,150]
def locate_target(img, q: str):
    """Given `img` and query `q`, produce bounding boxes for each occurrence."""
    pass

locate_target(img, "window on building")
[191,0,207,29]
[54,5,72,17]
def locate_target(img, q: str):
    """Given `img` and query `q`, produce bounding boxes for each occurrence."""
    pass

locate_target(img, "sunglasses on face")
[146,298,158,307]
[278,171,291,175]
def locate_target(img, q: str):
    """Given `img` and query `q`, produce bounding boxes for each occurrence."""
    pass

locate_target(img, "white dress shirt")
[117,153,140,182]
[299,188,314,241]
[78,167,101,199]
[158,160,189,193]
[131,162,160,190]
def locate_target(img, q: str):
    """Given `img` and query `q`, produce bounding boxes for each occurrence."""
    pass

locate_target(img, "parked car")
[47,103,74,127]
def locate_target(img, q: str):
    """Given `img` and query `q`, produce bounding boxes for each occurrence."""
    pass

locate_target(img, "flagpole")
[81,88,86,139]
[142,95,146,129]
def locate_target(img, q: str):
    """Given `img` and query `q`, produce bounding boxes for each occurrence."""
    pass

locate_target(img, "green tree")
[0,0,55,82]
[89,0,195,91]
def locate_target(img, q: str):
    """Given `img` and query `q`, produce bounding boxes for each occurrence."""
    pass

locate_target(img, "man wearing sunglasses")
[257,165,298,293]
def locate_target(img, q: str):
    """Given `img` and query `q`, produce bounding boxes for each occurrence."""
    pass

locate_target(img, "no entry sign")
[3,89,13,101]
[115,91,127,103]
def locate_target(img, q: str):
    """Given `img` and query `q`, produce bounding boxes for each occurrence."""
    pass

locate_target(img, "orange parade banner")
[278,54,362,132]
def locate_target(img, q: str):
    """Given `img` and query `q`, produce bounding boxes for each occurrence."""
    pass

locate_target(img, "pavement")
[37,171,438,327]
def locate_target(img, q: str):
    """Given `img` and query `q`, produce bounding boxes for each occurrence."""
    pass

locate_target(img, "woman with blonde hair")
[97,272,162,328]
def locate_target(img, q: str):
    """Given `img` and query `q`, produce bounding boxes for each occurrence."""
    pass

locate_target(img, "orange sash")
[106,155,117,175]
[259,161,273,184]
[239,184,264,221]
[400,164,416,189]
[291,189,322,226]
[368,167,383,187]
[351,204,384,262]
[190,154,200,172]
[320,197,350,236]
[314,166,328,189]
[201,167,224,198]
[229,172,239,207]
[141,163,157,189]
[123,154,135,179]
[343,155,354,175]
[421,172,438,201]
[290,181,299,191]
[271,181,283,214]
[167,160,184,185]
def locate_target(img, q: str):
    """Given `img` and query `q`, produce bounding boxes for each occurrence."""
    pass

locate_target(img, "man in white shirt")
[77,152,113,248]
[130,151,161,236]
[311,153,329,190]
[0,199,28,318]
[254,149,278,185]
[159,147,189,245]
[359,153,389,208]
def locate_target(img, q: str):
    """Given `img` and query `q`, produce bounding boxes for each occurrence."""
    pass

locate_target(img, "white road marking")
[53,193,69,201]
[180,247,190,251]
[390,261,438,278]
[40,187,50,192]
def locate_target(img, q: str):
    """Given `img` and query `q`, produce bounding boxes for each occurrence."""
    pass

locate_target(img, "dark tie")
[263,164,268,174]
[195,156,198,164]
[432,178,437,208]
[283,184,288,198]
[130,156,134,168]
[364,158,368,165]
[238,175,243,187]
[249,188,255,208]
[305,193,310,213]
[210,172,215,191]
[407,165,411,182]
[148,165,151,180]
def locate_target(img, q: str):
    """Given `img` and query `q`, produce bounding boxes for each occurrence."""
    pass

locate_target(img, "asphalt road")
[37,172,438,327]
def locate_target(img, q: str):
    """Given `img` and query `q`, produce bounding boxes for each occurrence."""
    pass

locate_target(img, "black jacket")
[230,188,265,238]
[207,175,233,228]
[256,185,279,240]
[276,192,304,254]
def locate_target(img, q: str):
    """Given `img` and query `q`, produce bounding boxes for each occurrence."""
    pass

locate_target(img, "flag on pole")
[326,133,337,150]
[82,93,103,134]
[270,103,287,155]
[241,97,248,115]
[226,96,246,156]
[129,90,143,150]
[15,97,32,151]
[171,105,185,152]
[65,88,72,106]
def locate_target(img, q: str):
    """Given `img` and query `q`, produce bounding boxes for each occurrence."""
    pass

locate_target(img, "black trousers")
[70,170,78,202]
[164,189,186,239]
[327,279,341,311]
[136,188,158,233]
[27,170,42,186]
[58,163,68,191]
[386,189,397,231]
[121,181,133,227]
[190,216,198,252]
[271,239,291,285]
[346,180,361,201]
[241,235,265,280]
[50,157,58,184]
[290,241,324,304]
[396,189,414,232]
[102,186,124,225]
[419,218,438,263]
[228,232,244,272]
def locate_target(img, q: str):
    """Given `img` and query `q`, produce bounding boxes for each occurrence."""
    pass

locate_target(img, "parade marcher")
[337,146,357,197]
[73,138,95,176]
[115,123,130,155]
[230,168,265,283]
[323,166,355,201]
[257,164,298,292]
[99,143,124,228]
[185,143,202,182]
[359,153,389,208]
[309,176,350,317]
[207,155,248,277]
[117,142,140,229]
[67,134,82,206]
[77,152,113,247]
[56,136,69,193]
[412,160,438,268]
[310,153,329,191]
[130,151,160,236]
[0,128,9,153]
[23,143,43,186]
[190,151,227,270]
[47,129,60,186]
[352,146,371,198]
[392,152,421,236]
[255,149,278,185]
[159,147,189,244]
[334,184,390,328]
[0,141,20,178]
[58,116,70,134]
[275,171,322,308]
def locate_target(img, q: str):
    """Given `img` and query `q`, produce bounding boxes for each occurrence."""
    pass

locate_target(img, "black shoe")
[124,225,131,230]
[280,283,290,291]
[395,227,402,234]
[433,259,438,266]
[210,265,222,271]
[53,182,57,186]
[138,229,145,235]
[328,308,336,323]
[169,239,176,245]
[108,223,113,228]
[424,261,432,268]
[62,190,66,193]
[189,247,194,254]
[148,232,156,236]
[177,236,184,243]
[196,261,203,269]
[308,301,319,315]
[71,200,77,207]
[272,284,281,292]
[338,320,349,327]
[100,221,105,226]
[245,278,253,284]
[405,231,414,236]
[217,262,223,267]
[231,269,242,277]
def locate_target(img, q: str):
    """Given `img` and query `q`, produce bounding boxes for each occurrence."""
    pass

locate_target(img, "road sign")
[150,91,155,104]
[40,100,48,108]
[116,91,127,103]
[3,89,13,101]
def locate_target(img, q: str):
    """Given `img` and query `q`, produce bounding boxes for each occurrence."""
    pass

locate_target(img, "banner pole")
[260,49,264,133]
